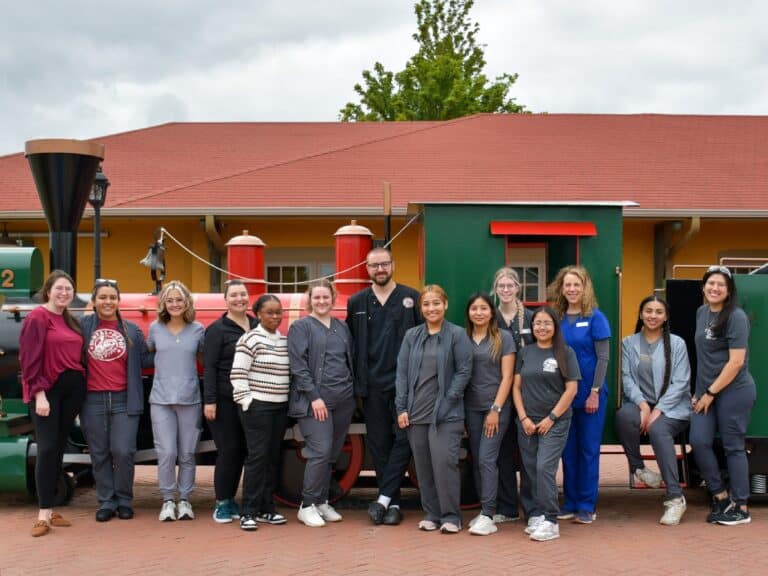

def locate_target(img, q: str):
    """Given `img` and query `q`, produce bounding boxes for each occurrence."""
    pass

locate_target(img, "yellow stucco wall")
[620,220,656,338]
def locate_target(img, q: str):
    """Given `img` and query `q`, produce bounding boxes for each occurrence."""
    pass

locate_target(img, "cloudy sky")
[1,0,766,156]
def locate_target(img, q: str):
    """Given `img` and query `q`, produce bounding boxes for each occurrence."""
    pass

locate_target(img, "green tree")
[340,0,526,121]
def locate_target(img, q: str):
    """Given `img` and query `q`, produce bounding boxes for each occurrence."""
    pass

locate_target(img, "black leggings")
[30,370,86,508]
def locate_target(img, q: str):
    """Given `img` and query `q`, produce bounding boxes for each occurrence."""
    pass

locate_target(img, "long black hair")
[702,266,738,338]
[531,306,569,379]
[635,294,671,393]
[91,279,133,347]
[465,291,503,362]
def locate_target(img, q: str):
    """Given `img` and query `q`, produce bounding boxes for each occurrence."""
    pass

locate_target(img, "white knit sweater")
[231,324,290,409]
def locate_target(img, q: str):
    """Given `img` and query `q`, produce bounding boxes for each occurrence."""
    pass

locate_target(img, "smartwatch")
[490,404,502,414]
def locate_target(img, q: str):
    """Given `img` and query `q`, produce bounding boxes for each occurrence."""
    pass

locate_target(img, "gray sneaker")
[177,499,195,520]
[635,467,663,488]
[159,500,177,522]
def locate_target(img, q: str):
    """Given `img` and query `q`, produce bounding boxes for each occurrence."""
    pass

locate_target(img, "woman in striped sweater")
[231,294,291,530]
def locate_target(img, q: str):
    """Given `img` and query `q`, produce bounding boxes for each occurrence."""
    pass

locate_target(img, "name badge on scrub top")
[520,329,531,334]
[575,321,589,328]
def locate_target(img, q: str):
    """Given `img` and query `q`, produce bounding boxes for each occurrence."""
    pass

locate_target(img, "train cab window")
[267,265,310,293]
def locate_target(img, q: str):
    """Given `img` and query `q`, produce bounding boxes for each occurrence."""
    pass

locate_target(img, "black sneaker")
[240,514,258,531]
[367,501,385,525]
[715,506,751,526]
[706,497,732,523]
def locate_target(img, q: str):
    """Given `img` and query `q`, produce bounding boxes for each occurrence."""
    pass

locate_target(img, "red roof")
[2,114,768,216]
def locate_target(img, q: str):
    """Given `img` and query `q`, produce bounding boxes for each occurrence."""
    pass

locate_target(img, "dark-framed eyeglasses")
[366,261,393,270]
[95,278,119,287]
[706,265,732,278]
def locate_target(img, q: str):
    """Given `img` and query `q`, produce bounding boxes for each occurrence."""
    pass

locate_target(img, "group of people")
[19,253,755,540]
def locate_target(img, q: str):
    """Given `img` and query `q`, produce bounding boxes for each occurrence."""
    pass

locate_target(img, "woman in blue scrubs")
[548,266,611,524]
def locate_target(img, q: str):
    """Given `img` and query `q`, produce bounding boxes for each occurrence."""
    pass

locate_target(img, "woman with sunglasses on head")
[203,279,257,524]
[80,279,152,522]
[148,280,205,522]
[614,295,691,525]
[231,294,290,530]
[464,292,516,536]
[690,265,756,525]
[491,267,534,523]
[513,307,580,541]
[548,266,611,525]
[288,279,355,527]
[20,270,86,537]
[396,285,473,534]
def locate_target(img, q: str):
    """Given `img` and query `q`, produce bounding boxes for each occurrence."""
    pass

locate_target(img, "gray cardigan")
[621,332,691,421]
[395,321,473,425]
[80,314,154,416]
[287,316,354,418]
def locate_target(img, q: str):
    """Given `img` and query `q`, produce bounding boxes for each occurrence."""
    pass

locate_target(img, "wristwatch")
[548,411,558,422]
[490,404,502,414]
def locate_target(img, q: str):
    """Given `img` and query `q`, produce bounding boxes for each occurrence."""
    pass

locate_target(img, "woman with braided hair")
[614,295,691,525]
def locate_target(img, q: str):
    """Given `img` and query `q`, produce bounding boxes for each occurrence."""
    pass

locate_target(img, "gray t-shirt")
[465,330,516,412]
[637,337,660,403]
[516,344,581,420]
[148,320,205,405]
[410,334,439,424]
[694,305,754,396]
[319,321,354,409]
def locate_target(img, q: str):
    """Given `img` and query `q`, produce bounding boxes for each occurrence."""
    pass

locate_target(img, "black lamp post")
[88,165,110,280]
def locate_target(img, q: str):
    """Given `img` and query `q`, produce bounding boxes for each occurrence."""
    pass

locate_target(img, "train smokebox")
[334,220,373,297]
[226,230,266,297]
[24,139,105,283]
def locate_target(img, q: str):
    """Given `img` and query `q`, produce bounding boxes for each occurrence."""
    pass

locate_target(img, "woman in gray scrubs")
[288,279,355,527]
[148,280,205,522]
[396,285,473,534]
[690,265,756,526]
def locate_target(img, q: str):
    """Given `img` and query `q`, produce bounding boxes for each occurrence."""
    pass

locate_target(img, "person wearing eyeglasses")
[614,295,691,525]
[203,279,258,524]
[491,267,534,524]
[19,270,86,537]
[147,280,205,522]
[80,278,153,522]
[346,247,423,526]
[690,265,756,525]
[513,307,579,541]
[548,266,611,525]
[396,285,473,534]
[231,294,290,530]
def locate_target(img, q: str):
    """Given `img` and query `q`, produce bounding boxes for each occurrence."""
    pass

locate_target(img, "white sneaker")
[635,467,663,488]
[298,504,326,527]
[159,500,177,522]
[317,502,342,522]
[529,520,560,541]
[659,496,687,526]
[468,514,498,536]
[468,513,484,528]
[524,515,545,535]
[177,499,195,520]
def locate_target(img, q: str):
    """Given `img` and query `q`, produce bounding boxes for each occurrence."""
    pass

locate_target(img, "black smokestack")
[24,139,105,284]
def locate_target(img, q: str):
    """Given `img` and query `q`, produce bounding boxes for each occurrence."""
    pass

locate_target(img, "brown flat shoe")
[50,512,71,527]
[31,521,50,537]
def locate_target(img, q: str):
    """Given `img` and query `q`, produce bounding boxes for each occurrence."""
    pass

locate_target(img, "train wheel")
[274,433,365,508]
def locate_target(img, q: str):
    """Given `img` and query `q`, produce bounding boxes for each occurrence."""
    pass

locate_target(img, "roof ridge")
[110,118,480,207]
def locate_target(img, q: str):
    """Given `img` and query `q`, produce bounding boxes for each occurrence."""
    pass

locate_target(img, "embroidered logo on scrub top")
[543,358,559,373]
[402,297,414,309]
[88,328,127,362]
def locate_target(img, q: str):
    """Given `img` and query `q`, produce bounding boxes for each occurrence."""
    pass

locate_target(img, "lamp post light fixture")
[88,165,110,280]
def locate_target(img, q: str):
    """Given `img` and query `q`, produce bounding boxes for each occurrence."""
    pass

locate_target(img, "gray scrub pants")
[80,390,140,510]
[297,397,355,505]
[151,403,202,501]
[516,416,570,523]
[614,403,688,499]
[408,420,464,526]
[466,406,511,516]
[690,383,756,505]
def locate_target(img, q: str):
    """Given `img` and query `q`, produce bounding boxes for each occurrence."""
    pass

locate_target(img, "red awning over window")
[490,221,597,237]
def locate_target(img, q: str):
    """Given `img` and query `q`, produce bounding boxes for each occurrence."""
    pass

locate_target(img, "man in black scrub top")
[347,248,423,525]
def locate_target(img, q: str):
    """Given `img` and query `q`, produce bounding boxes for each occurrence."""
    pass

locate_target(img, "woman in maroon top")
[19,270,86,537]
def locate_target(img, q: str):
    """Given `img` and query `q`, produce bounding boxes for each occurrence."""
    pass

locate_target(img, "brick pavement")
[1,453,767,576]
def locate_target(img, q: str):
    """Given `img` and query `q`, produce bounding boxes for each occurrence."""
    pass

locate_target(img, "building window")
[507,245,546,304]
[264,247,335,293]
[267,265,310,293]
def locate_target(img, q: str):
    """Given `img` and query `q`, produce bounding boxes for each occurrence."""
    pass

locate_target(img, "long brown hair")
[547,265,599,319]
[532,307,569,379]
[40,270,81,335]
[91,280,133,347]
